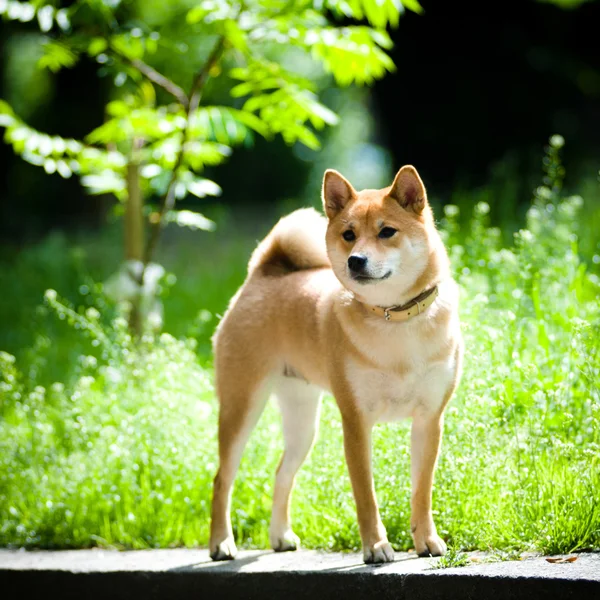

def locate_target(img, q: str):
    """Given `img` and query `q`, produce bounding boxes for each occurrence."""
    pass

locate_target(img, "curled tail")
[248,208,329,275]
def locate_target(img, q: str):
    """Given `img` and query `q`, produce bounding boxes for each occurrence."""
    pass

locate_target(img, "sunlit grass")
[1,145,599,554]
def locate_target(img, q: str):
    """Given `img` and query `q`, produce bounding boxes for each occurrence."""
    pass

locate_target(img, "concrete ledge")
[1,548,599,600]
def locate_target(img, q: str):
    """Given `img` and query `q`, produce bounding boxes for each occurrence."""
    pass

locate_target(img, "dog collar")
[364,286,439,322]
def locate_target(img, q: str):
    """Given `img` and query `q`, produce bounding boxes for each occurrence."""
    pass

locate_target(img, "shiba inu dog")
[209,165,462,564]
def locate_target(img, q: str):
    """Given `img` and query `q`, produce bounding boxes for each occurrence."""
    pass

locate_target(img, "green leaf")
[186,178,222,198]
[1,1,35,23]
[0,113,16,127]
[21,151,44,166]
[225,108,270,137]
[307,27,395,86]
[230,62,316,94]
[325,0,419,27]
[401,0,424,14]
[56,159,73,178]
[222,19,248,51]
[88,37,108,57]
[38,41,78,73]
[81,170,126,195]
[0,99,126,199]
[1,102,83,162]
[186,0,237,25]
[0,1,71,30]
[238,78,338,150]
[37,5,54,32]
[184,141,232,171]
[191,106,268,146]
[140,164,162,179]
[165,209,216,231]
[294,126,320,150]
[55,8,70,31]
[52,136,66,154]
[85,119,128,145]
[37,134,53,156]
[111,35,145,61]
[230,82,253,98]
[226,58,340,148]
[106,100,130,118]
[0,100,16,127]
[303,100,339,127]
[43,157,56,174]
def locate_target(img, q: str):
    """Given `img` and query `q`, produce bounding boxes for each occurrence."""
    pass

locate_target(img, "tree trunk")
[125,162,144,262]
[125,161,144,336]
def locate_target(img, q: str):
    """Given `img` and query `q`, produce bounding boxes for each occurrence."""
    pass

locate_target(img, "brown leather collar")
[364,286,439,322]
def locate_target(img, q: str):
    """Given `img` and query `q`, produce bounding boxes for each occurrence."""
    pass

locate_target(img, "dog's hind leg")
[269,376,322,552]
[209,371,271,561]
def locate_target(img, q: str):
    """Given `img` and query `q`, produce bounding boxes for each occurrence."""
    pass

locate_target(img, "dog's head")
[322,165,440,306]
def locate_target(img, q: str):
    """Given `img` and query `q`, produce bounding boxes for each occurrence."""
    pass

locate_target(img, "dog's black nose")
[348,255,368,273]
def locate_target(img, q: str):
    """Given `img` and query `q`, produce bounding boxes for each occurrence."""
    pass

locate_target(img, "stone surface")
[1,548,599,600]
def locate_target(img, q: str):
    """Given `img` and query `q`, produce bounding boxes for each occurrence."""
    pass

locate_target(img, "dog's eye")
[342,230,356,242]
[379,227,397,239]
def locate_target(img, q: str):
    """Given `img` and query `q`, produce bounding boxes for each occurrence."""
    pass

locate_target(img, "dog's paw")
[363,540,395,564]
[414,533,447,557]
[270,528,300,552]
[210,536,238,561]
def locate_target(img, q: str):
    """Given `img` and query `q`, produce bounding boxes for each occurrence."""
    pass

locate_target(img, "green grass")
[1,148,599,554]
[430,546,471,569]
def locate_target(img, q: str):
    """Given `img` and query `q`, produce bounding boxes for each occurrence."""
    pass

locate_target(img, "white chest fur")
[345,352,457,424]
[341,281,460,425]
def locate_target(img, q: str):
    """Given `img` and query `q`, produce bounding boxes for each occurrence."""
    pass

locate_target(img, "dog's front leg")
[410,412,447,556]
[341,413,394,564]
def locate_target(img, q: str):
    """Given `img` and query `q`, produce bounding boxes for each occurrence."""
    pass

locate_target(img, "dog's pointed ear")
[322,169,356,219]
[388,165,427,214]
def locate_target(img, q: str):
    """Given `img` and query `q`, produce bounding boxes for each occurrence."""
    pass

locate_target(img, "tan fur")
[209,166,463,563]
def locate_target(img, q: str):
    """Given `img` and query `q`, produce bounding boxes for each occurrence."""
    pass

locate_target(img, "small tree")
[0,0,419,333]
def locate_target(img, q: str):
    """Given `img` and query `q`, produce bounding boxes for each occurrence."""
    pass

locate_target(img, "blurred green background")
[2,0,600,230]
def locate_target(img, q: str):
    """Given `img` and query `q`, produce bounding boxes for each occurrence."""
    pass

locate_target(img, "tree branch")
[131,58,189,106]
[141,35,227,272]
[114,52,189,107]
[189,36,226,114]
